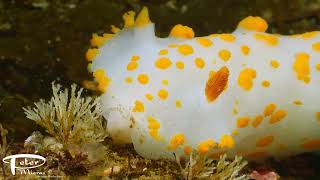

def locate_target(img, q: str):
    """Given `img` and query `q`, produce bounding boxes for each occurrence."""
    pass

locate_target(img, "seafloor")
[1,0,320,179]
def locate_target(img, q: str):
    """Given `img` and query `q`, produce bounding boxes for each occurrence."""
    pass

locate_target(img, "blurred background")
[1,0,320,141]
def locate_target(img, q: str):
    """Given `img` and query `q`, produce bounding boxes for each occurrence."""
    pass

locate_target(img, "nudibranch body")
[87,7,320,159]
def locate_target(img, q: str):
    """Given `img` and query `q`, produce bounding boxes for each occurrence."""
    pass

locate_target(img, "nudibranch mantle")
[87,7,320,159]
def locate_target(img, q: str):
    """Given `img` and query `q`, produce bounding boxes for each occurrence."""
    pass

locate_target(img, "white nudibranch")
[86,7,320,159]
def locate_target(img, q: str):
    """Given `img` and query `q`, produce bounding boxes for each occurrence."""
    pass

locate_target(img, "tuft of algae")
[22,83,109,175]
[176,152,248,179]
[23,82,108,150]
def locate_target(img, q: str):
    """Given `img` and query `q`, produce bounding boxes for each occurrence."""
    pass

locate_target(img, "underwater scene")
[2,0,320,179]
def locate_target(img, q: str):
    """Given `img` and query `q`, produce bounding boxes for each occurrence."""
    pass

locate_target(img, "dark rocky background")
[2,0,320,178]
[1,0,320,141]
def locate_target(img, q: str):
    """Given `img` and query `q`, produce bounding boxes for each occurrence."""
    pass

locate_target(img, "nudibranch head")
[86,6,320,160]
[86,6,156,144]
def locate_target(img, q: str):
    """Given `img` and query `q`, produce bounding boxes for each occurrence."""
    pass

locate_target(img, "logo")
[2,154,46,175]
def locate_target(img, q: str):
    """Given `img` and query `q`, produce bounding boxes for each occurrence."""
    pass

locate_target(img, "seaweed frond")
[210,154,248,180]
[23,82,108,149]
[176,152,248,180]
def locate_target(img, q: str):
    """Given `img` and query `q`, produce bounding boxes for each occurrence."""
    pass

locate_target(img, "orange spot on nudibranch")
[147,116,161,141]
[237,117,250,128]
[302,139,320,150]
[135,7,151,27]
[147,117,160,129]
[149,130,160,141]
[219,49,232,62]
[293,100,303,106]
[241,45,250,55]
[238,16,268,32]
[316,64,320,71]
[145,93,153,101]
[219,134,235,148]
[264,103,276,117]
[168,44,178,48]
[110,25,120,34]
[312,42,320,52]
[209,34,219,37]
[293,52,310,84]
[220,34,236,42]
[253,33,278,46]
[158,89,169,100]
[194,57,206,69]
[175,100,182,108]
[125,77,133,84]
[137,74,149,85]
[205,66,229,103]
[261,80,270,88]
[238,68,256,91]
[197,139,216,154]
[167,133,185,150]
[127,61,139,71]
[300,31,318,39]
[197,38,213,47]
[90,33,113,47]
[269,110,287,124]
[252,115,263,128]
[162,80,169,86]
[170,24,195,39]
[93,69,111,92]
[256,135,274,147]
[178,44,194,56]
[132,100,144,112]
[155,57,172,70]
[270,59,280,68]
[158,49,168,55]
[86,48,99,62]
[184,146,193,155]
[131,55,140,61]
[209,70,216,78]
[123,11,136,28]
[176,61,185,69]
[102,33,114,39]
